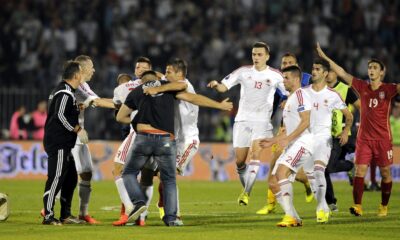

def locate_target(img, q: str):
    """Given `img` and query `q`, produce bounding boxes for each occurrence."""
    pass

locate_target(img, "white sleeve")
[113,86,121,105]
[297,90,312,112]
[275,74,288,96]
[332,93,347,110]
[76,83,99,107]
[220,68,243,90]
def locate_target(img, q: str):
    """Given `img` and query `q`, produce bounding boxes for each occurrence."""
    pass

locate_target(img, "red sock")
[381,181,392,206]
[158,182,164,207]
[120,203,125,216]
[370,162,377,184]
[353,177,364,204]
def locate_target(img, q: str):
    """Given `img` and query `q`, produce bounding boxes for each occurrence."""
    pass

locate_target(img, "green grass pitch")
[0,180,399,240]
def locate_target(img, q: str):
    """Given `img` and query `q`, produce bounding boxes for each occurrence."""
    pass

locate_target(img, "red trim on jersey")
[296,90,304,105]
[231,65,253,74]
[327,87,345,102]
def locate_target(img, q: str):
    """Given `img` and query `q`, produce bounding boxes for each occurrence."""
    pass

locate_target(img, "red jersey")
[351,77,398,141]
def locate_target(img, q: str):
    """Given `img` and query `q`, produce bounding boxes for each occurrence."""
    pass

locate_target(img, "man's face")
[165,65,179,82]
[311,64,326,83]
[368,62,384,81]
[135,62,151,78]
[252,47,269,69]
[281,56,297,69]
[283,71,297,92]
[326,70,337,84]
[80,60,95,82]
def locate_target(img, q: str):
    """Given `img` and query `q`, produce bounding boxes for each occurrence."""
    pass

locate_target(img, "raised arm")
[176,92,233,111]
[143,81,188,95]
[316,43,354,86]
[116,104,134,124]
[207,80,228,93]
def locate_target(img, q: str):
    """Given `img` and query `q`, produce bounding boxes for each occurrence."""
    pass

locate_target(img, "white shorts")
[114,130,136,165]
[232,121,273,148]
[310,135,332,166]
[176,137,200,173]
[71,143,93,174]
[272,141,312,182]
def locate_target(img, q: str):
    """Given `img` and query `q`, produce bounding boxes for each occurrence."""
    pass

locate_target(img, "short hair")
[314,58,330,72]
[62,61,81,80]
[281,65,302,79]
[368,58,385,71]
[252,41,270,54]
[74,55,92,63]
[141,70,158,80]
[167,58,187,76]
[136,56,152,68]
[117,74,132,85]
[282,52,298,62]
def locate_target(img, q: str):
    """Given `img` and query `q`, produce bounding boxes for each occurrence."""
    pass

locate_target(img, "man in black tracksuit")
[42,61,89,225]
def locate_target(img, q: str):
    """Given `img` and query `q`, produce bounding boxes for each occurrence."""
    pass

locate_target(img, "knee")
[355,165,367,177]
[80,172,92,181]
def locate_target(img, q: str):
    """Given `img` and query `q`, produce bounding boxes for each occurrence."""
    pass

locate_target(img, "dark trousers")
[325,138,354,204]
[43,148,77,219]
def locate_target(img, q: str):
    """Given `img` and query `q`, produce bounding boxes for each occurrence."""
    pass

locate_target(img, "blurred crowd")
[1,0,400,141]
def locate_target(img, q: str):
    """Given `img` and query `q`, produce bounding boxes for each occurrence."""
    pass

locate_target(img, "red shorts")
[355,139,393,167]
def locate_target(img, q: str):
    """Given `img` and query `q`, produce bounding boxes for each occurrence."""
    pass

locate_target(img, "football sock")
[115,177,133,213]
[381,181,392,206]
[244,160,260,194]
[237,163,248,188]
[278,179,295,217]
[267,188,276,204]
[353,177,364,204]
[79,180,91,216]
[314,164,328,211]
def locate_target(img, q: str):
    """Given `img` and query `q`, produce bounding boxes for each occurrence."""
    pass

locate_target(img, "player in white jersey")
[208,42,287,205]
[259,65,313,227]
[71,55,115,224]
[302,59,353,223]
[111,57,152,226]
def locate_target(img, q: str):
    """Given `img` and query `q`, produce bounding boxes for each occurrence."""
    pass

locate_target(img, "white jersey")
[75,82,99,127]
[221,65,286,127]
[113,79,142,121]
[174,79,199,140]
[303,85,347,136]
[283,88,313,151]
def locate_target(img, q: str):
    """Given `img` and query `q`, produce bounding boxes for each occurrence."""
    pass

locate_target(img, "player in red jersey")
[316,43,400,217]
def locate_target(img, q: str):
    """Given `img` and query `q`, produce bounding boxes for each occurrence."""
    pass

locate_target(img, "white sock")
[244,160,260,195]
[314,164,329,212]
[115,177,133,214]
[306,171,317,195]
[278,179,295,217]
[79,180,91,216]
[237,164,248,188]
[140,185,154,219]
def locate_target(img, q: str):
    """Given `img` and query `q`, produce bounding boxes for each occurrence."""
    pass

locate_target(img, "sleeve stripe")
[296,90,303,105]
[58,95,74,131]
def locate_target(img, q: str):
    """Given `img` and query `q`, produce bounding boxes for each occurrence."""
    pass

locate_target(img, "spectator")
[30,100,47,140]
[9,106,28,140]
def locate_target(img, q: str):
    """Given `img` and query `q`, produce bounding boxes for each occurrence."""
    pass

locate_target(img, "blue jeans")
[122,133,177,223]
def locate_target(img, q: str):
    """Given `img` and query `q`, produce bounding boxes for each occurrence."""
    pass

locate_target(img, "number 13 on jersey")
[254,81,262,89]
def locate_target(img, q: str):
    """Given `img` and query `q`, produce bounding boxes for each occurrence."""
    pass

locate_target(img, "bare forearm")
[183,93,223,109]
[159,82,187,92]
[342,111,354,134]
[94,98,115,108]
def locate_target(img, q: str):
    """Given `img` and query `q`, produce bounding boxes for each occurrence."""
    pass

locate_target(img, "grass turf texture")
[0,180,399,240]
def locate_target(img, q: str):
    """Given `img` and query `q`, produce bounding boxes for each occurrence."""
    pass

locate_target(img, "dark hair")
[136,56,152,68]
[314,58,330,72]
[141,70,157,79]
[62,61,81,80]
[368,58,385,70]
[74,55,91,63]
[253,42,270,54]
[282,52,298,62]
[117,74,132,85]
[282,65,302,78]
[167,58,187,76]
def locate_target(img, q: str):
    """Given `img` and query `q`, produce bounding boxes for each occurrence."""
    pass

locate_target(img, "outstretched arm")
[316,43,354,86]
[176,92,233,111]
[207,80,228,93]
[143,82,188,95]
[93,98,115,108]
